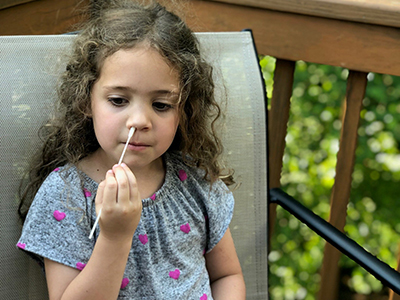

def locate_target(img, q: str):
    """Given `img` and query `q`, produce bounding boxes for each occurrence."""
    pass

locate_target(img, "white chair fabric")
[0,32,268,299]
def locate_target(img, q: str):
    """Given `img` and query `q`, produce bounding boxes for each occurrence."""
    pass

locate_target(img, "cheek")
[173,114,180,129]
[172,115,180,135]
[161,115,180,143]
[92,115,117,147]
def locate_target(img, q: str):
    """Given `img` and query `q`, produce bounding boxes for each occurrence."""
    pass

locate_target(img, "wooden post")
[268,58,296,238]
[317,70,367,300]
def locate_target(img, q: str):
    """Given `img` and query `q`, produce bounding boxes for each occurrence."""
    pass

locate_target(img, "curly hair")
[18,0,234,222]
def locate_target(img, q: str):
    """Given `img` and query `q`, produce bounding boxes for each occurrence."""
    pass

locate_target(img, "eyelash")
[153,102,174,111]
[107,98,174,112]
[108,97,127,106]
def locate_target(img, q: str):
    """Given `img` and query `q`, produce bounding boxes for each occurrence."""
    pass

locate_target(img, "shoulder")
[41,165,80,188]
[165,151,232,201]
[166,151,228,190]
[34,164,95,209]
[166,151,205,180]
[42,164,97,188]
[36,165,78,198]
[19,164,96,272]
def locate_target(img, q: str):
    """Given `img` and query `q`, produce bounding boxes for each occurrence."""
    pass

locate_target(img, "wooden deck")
[2,0,400,299]
[0,0,87,35]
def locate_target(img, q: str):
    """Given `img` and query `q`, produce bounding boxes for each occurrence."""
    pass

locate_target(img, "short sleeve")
[17,167,96,270]
[204,180,235,253]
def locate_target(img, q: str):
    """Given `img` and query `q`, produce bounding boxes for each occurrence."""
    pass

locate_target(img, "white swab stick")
[118,127,135,165]
[89,127,135,239]
[89,208,101,239]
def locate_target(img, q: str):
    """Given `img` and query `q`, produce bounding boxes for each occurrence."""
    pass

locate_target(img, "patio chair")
[0,31,399,300]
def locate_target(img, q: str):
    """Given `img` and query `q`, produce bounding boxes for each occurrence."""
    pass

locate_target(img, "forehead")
[96,46,180,93]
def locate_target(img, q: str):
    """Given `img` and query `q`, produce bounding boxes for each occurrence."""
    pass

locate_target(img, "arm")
[45,234,131,300]
[45,164,142,300]
[205,228,246,300]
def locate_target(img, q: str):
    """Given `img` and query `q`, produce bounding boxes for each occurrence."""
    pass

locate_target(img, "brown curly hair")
[18,0,234,222]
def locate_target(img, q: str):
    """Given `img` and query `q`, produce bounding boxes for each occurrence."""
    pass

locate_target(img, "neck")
[77,150,166,199]
[133,158,166,199]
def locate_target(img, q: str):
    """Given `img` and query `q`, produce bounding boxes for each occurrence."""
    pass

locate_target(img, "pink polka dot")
[200,294,208,300]
[83,188,92,198]
[180,223,191,234]
[139,234,148,245]
[76,262,86,270]
[53,168,60,172]
[178,169,187,181]
[53,210,66,221]
[17,243,26,250]
[169,269,180,280]
[150,193,156,201]
[121,277,130,289]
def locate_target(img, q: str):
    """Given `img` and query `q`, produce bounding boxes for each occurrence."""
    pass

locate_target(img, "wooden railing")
[182,1,400,299]
[2,0,400,298]
[0,0,86,35]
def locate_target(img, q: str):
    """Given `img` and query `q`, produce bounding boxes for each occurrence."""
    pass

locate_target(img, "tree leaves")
[261,55,400,298]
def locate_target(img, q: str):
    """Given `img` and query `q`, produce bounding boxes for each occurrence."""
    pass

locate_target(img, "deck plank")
[210,0,400,28]
[0,0,88,35]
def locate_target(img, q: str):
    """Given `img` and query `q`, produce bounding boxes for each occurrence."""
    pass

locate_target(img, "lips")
[126,142,149,151]
[119,139,148,146]
[129,142,149,147]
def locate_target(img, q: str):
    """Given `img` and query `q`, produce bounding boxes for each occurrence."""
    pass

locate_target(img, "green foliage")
[261,55,400,299]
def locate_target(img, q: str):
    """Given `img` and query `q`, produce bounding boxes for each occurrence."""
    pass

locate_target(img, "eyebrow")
[103,86,180,96]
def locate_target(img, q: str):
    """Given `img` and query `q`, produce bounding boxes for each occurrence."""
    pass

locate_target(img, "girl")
[17,1,245,299]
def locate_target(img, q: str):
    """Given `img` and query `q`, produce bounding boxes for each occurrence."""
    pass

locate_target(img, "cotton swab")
[89,127,136,239]
[89,209,101,239]
[118,127,136,165]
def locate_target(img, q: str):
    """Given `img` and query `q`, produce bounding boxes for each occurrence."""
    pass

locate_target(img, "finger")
[95,179,106,214]
[112,164,130,204]
[102,169,118,207]
[95,180,105,206]
[120,163,140,202]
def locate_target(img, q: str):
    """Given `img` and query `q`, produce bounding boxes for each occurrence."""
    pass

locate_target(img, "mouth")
[126,142,149,151]
[129,142,149,147]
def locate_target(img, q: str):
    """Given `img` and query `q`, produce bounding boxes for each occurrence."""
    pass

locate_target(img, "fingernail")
[121,163,127,167]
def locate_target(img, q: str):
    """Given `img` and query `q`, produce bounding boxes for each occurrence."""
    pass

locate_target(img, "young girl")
[17,1,245,299]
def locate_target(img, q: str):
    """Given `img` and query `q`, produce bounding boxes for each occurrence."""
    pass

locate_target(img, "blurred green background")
[260,56,400,299]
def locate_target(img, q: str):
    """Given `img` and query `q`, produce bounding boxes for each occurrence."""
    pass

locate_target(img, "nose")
[126,103,152,131]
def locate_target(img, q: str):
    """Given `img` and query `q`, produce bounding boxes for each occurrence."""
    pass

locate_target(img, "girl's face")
[90,45,180,173]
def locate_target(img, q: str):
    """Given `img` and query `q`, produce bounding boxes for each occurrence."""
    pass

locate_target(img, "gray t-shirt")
[17,151,234,299]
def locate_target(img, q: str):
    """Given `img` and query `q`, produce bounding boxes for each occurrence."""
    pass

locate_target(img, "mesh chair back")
[0,32,268,299]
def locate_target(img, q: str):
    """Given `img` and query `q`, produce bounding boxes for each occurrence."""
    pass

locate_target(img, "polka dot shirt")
[17,151,234,299]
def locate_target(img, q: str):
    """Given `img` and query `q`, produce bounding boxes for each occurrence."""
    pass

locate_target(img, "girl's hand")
[95,163,142,243]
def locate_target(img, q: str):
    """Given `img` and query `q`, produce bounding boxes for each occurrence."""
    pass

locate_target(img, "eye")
[153,102,173,111]
[108,97,127,107]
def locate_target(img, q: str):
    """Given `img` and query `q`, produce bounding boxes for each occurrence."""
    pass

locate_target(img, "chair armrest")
[269,187,400,294]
